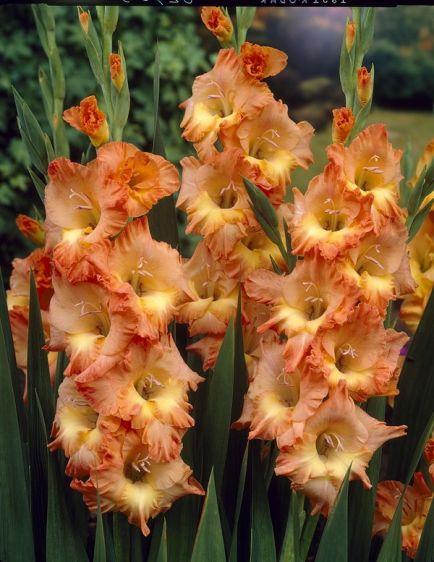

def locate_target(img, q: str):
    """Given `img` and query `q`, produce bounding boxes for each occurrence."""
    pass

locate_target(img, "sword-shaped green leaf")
[315,468,351,562]
[191,471,226,562]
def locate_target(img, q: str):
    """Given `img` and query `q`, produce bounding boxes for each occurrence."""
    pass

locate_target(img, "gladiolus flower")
[374,473,433,559]
[96,142,179,218]
[221,225,287,281]
[245,257,359,371]
[109,53,125,91]
[305,303,408,402]
[180,48,272,159]
[327,124,404,231]
[91,218,191,340]
[221,99,314,201]
[407,210,434,298]
[332,107,355,144]
[339,220,416,313]
[357,66,373,107]
[234,339,323,445]
[178,150,257,258]
[16,214,45,246]
[410,139,434,199]
[177,241,239,336]
[240,42,287,80]
[291,162,373,260]
[276,381,406,516]
[64,95,109,147]
[201,7,233,45]
[346,20,356,52]
[48,377,119,477]
[44,157,128,282]
[76,336,203,462]
[72,427,204,535]
[48,275,137,376]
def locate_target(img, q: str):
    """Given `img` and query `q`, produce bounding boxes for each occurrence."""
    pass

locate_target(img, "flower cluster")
[179,42,413,517]
[44,131,204,534]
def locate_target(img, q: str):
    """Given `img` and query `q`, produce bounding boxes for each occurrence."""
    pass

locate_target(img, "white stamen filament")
[339,343,358,358]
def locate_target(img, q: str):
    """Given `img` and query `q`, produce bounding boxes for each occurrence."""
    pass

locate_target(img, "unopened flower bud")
[79,10,90,34]
[109,53,125,92]
[346,20,356,53]
[63,95,109,147]
[201,7,233,46]
[332,107,356,144]
[16,214,45,246]
[357,66,373,107]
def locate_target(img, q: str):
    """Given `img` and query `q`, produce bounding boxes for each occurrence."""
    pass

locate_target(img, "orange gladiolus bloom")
[276,381,406,516]
[91,218,191,340]
[221,225,287,281]
[64,95,109,147]
[72,427,204,535]
[328,124,404,231]
[332,108,355,144]
[49,377,120,477]
[48,275,137,377]
[240,42,287,80]
[291,162,373,260]
[97,142,179,218]
[339,220,416,313]
[305,303,408,402]
[201,7,233,44]
[409,139,434,210]
[177,241,239,336]
[180,48,272,159]
[7,249,53,311]
[245,258,359,371]
[45,157,128,283]
[221,99,314,202]
[76,336,203,462]
[374,473,433,559]
[178,150,257,258]
[234,339,323,445]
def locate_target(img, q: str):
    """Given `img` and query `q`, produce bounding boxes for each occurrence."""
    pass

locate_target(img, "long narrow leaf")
[250,441,276,562]
[0,269,27,441]
[388,289,434,481]
[315,468,351,562]
[348,397,386,562]
[228,443,249,562]
[191,471,226,562]
[0,310,35,561]
[93,491,107,562]
[113,513,131,562]
[27,272,55,560]
[200,319,235,494]
[279,491,303,562]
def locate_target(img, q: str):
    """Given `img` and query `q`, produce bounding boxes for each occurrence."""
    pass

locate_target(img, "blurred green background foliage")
[0,5,433,277]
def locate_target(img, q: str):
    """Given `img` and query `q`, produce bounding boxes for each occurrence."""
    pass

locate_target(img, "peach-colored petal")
[71,427,204,535]
[305,303,408,402]
[327,124,404,232]
[201,7,233,44]
[276,381,406,516]
[339,220,416,313]
[291,162,373,260]
[180,48,273,159]
[97,142,179,217]
[76,336,203,462]
[221,99,314,202]
[63,95,109,147]
[240,42,287,80]
[245,257,359,371]
[178,241,239,336]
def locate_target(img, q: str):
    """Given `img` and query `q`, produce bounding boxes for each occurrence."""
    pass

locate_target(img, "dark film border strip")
[3,0,434,7]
